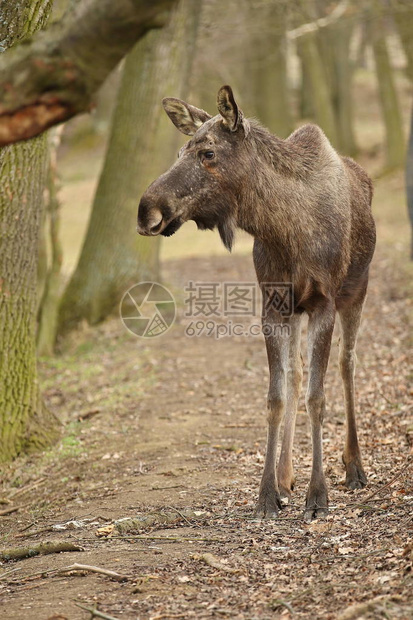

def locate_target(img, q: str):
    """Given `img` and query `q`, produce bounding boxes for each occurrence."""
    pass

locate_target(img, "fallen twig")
[0,566,22,580]
[166,506,193,526]
[74,602,121,620]
[15,526,54,539]
[271,599,295,614]
[0,505,22,516]
[362,459,412,503]
[58,563,128,582]
[7,477,47,500]
[88,534,221,543]
[0,540,83,562]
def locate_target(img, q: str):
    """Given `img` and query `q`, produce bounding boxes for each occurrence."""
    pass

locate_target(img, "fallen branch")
[57,563,128,582]
[74,602,120,620]
[0,541,83,562]
[7,477,47,499]
[0,0,177,146]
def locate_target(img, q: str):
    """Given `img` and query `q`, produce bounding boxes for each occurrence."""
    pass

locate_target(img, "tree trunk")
[391,0,413,82]
[58,0,202,333]
[315,2,357,157]
[247,0,293,138]
[332,17,357,156]
[0,0,60,461]
[37,128,64,357]
[370,0,405,169]
[406,108,413,259]
[297,39,314,120]
[297,29,338,146]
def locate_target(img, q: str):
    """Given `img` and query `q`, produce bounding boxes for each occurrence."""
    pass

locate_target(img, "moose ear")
[217,85,242,132]
[162,98,212,136]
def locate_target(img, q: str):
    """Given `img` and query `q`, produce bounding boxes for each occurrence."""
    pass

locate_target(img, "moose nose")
[137,205,164,236]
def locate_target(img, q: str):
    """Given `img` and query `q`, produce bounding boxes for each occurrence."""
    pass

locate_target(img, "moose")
[137,85,376,521]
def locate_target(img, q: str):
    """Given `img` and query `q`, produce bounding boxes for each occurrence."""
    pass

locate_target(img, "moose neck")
[235,123,307,253]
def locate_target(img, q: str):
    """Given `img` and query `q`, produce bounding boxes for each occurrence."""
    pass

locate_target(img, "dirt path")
[0,249,412,620]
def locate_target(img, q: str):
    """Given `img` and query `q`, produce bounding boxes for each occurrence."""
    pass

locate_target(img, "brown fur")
[137,86,376,521]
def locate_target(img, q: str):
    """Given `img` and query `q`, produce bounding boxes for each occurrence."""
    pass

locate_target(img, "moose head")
[137,85,250,251]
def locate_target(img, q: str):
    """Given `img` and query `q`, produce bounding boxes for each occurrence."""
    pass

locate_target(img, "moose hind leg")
[255,320,289,519]
[278,313,302,501]
[304,302,335,522]
[338,288,368,490]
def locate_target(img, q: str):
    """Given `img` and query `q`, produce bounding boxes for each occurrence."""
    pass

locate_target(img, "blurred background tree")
[57,0,202,335]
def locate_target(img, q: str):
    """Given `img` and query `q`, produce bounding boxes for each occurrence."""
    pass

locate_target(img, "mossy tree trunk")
[0,0,60,462]
[370,0,405,169]
[58,0,202,334]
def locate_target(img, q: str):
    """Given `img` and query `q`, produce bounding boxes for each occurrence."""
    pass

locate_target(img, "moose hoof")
[254,490,283,520]
[345,461,367,490]
[278,484,293,505]
[278,473,295,504]
[304,485,329,523]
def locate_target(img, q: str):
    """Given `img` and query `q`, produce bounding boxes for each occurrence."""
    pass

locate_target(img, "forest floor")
[0,211,412,618]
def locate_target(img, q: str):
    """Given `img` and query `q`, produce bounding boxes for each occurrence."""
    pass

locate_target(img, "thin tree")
[369,0,405,169]
[247,0,293,138]
[407,108,413,259]
[390,0,413,81]
[0,0,60,461]
[58,0,202,333]
[293,1,338,146]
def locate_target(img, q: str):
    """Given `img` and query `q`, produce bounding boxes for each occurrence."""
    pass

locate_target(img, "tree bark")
[0,0,60,461]
[370,0,405,169]
[0,0,178,146]
[58,0,202,332]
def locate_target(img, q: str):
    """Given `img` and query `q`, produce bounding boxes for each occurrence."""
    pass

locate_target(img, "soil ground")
[0,232,412,619]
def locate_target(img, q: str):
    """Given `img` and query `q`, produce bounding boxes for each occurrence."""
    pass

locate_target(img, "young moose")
[137,86,376,521]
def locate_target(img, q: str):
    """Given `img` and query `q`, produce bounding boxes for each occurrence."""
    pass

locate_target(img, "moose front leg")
[277,313,302,501]
[254,317,289,519]
[304,302,335,523]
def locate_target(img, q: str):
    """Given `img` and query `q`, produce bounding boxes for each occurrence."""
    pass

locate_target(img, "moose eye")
[203,151,215,160]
